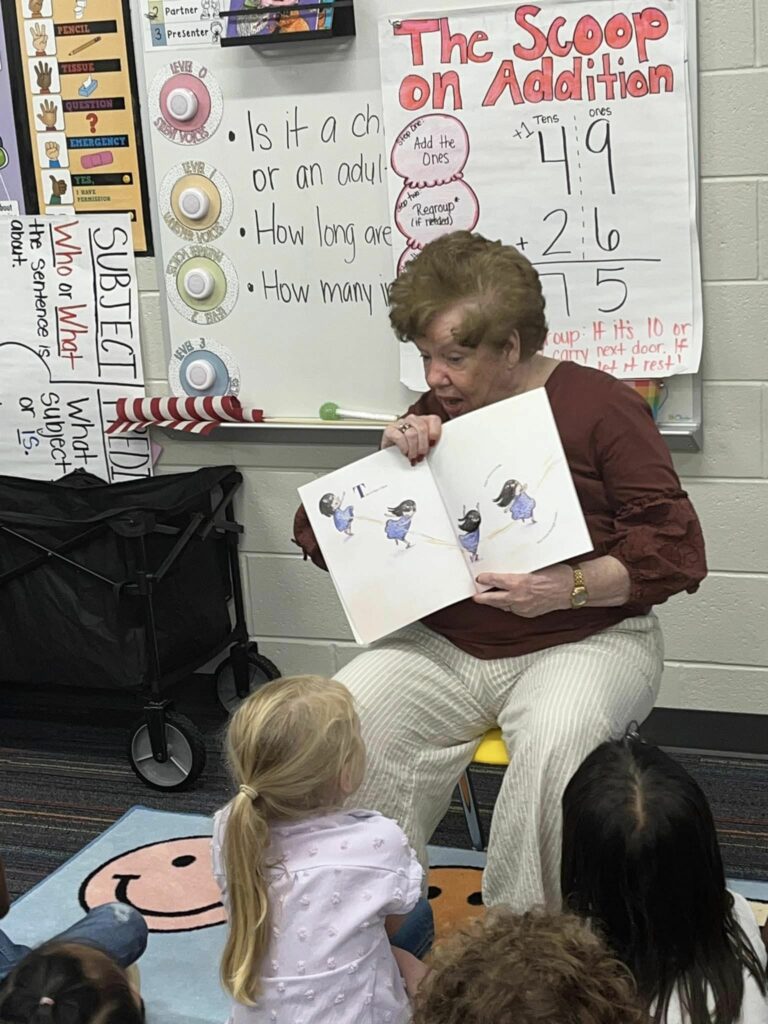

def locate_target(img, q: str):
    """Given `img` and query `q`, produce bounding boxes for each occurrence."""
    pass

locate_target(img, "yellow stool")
[457,728,509,851]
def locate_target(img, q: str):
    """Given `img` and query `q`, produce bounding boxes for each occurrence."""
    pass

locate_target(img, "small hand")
[45,141,60,163]
[391,947,430,999]
[473,565,573,618]
[34,60,52,93]
[29,0,44,15]
[30,22,48,55]
[37,98,58,130]
[381,414,442,465]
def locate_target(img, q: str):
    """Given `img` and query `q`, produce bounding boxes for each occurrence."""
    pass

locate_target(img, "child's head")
[457,509,481,532]
[318,493,338,517]
[412,908,644,1024]
[225,675,364,815]
[0,942,143,1024]
[562,735,766,1020]
[221,676,365,1005]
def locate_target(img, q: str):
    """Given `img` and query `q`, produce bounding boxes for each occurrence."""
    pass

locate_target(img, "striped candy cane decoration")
[106,396,264,436]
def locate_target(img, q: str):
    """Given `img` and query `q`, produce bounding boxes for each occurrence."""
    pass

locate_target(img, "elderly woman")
[293,231,706,912]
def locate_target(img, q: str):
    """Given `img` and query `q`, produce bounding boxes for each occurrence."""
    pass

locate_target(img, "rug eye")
[172,855,196,867]
[467,891,483,906]
[427,885,442,900]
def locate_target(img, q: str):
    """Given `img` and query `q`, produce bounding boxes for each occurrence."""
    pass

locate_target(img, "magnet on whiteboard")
[183,267,214,300]
[167,87,199,122]
[185,357,217,391]
[178,186,210,220]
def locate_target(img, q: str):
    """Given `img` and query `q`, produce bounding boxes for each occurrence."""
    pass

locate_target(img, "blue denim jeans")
[0,902,148,984]
[389,896,434,959]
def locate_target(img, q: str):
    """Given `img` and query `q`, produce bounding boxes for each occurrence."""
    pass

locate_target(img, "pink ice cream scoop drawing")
[394,179,479,248]
[391,114,470,188]
[390,112,479,274]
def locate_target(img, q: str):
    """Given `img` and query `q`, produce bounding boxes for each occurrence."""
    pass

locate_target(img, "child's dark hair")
[318,493,335,517]
[0,942,143,1024]
[493,479,521,508]
[387,499,416,516]
[562,736,766,1024]
[457,509,481,532]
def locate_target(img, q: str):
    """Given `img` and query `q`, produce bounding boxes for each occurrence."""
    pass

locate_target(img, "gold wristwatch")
[570,567,589,609]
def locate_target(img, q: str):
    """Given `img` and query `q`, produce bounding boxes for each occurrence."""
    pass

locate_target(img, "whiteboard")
[131,0,701,442]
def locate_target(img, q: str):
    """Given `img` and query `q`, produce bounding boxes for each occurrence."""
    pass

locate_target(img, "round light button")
[178,186,210,220]
[167,87,199,122]
[183,267,215,301]
[185,358,217,391]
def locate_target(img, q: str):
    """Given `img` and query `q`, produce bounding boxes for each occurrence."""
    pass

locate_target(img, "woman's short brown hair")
[412,908,646,1024]
[388,232,548,358]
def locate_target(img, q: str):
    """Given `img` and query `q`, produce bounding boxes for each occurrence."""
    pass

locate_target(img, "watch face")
[572,589,588,608]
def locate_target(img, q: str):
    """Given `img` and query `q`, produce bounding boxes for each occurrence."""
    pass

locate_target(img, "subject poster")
[0,214,151,482]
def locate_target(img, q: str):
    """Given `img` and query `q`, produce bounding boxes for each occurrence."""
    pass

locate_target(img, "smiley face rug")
[1,807,230,1024]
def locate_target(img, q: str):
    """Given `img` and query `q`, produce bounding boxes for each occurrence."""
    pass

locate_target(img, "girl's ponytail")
[220,790,272,1005]
[219,676,365,1007]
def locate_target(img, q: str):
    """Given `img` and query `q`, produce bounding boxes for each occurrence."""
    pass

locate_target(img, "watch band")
[570,567,588,608]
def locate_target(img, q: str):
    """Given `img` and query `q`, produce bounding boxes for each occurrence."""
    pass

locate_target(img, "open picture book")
[298,389,593,644]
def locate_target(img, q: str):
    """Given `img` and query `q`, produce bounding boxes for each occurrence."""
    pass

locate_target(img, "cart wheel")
[215,651,281,714]
[128,712,206,791]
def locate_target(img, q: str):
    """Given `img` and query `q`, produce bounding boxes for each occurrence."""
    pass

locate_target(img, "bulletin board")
[131,0,703,449]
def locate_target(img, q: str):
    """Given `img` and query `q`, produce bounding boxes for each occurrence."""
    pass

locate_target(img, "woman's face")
[415,306,521,417]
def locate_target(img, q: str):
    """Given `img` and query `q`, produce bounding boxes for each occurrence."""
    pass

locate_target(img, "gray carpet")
[1,675,767,901]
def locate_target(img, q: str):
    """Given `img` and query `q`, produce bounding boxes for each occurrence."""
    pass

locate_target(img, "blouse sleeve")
[292,503,328,571]
[594,384,707,606]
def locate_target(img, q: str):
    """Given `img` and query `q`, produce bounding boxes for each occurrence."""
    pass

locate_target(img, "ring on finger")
[397,422,413,434]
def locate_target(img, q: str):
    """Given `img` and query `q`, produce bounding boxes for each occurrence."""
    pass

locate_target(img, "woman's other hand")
[381,415,442,464]
[473,565,573,618]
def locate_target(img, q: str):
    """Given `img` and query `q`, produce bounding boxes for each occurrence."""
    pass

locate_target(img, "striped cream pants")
[335,614,663,911]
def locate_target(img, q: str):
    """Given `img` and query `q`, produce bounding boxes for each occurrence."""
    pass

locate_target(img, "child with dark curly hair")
[409,908,645,1024]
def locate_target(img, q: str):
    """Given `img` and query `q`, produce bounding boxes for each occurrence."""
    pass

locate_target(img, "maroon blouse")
[293,362,707,660]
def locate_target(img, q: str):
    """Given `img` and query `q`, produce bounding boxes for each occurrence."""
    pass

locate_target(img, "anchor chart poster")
[0,215,151,483]
[10,0,152,253]
[379,1,701,388]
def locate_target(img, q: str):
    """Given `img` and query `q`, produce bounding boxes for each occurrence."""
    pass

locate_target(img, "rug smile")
[112,874,224,917]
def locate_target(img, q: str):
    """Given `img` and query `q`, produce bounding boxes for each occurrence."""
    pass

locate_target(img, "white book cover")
[299,389,592,644]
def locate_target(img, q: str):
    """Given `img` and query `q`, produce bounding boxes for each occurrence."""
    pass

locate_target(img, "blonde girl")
[212,676,423,1024]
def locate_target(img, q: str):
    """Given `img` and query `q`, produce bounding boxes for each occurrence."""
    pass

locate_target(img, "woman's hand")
[473,565,573,617]
[381,414,442,464]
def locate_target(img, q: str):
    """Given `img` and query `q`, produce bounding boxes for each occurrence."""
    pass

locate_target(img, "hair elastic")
[239,784,259,800]
[39,997,55,1007]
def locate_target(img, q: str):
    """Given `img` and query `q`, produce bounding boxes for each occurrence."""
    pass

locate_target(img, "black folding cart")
[0,466,280,790]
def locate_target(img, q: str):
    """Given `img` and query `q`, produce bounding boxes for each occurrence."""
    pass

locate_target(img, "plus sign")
[516,237,528,251]
[513,129,522,139]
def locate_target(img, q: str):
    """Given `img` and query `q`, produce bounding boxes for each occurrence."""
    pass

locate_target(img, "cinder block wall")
[138,0,768,713]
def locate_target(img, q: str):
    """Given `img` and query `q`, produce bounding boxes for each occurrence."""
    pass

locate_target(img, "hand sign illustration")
[49,176,68,204]
[45,141,60,166]
[34,61,52,94]
[30,22,48,55]
[38,99,58,131]
[29,0,44,15]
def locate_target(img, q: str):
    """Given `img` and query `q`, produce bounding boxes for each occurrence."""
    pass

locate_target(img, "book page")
[299,447,474,644]
[429,390,593,576]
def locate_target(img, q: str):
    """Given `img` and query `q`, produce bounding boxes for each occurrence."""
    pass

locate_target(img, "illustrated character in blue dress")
[494,479,536,524]
[384,499,416,549]
[319,492,354,536]
[457,507,481,562]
